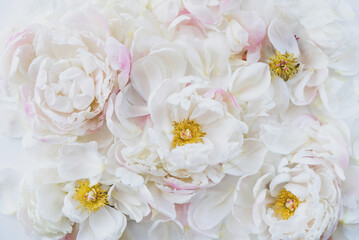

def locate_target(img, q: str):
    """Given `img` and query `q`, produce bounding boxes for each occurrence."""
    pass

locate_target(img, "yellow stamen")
[271,188,301,220]
[269,50,300,81]
[73,180,109,214]
[171,119,206,148]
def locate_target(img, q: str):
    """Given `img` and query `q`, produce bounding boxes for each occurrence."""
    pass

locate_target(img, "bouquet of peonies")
[1,0,359,239]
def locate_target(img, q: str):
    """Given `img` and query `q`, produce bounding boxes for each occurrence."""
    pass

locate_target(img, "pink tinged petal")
[170,12,206,37]
[164,179,199,191]
[236,11,266,48]
[203,88,241,111]
[58,142,103,181]
[89,207,126,240]
[176,204,190,226]
[225,20,249,52]
[106,37,131,89]
[268,18,300,56]
[6,29,34,49]
[220,0,232,12]
[182,0,218,25]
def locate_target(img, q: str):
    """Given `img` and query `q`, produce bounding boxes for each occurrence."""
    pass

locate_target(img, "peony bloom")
[59,143,151,240]
[146,77,247,192]
[233,160,342,240]
[107,76,250,209]
[62,180,127,240]
[225,112,350,239]
[1,8,130,141]
[17,167,73,239]
[266,18,329,105]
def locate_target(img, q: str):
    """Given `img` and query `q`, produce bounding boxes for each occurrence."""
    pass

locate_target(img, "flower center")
[172,119,206,148]
[271,188,301,220]
[269,50,300,81]
[73,180,109,214]
[180,128,192,140]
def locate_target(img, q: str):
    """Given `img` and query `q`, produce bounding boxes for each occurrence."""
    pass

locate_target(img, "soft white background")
[0,0,358,239]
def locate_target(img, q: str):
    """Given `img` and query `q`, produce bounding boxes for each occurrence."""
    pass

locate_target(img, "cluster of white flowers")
[0,0,359,239]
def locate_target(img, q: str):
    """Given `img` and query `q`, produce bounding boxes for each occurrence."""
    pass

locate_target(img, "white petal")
[260,123,308,154]
[36,183,66,222]
[62,191,88,223]
[58,142,103,181]
[77,219,95,240]
[231,62,271,101]
[268,19,299,56]
[223,139,267,175]
[89,206,126,240]
[149,219,184,240]
[189,190,234,231]
[131,47,186,101]
[298,40,328,69]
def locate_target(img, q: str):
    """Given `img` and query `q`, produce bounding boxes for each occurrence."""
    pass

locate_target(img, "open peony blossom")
[233,160,342,240]
[266,18,329,106]
[1,8,131,141]
[144,78,248,191]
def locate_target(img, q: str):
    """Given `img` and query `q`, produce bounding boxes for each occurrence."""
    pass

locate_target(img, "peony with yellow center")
[271,188,302,220]
[171,119,206,148]
[73,180,109,214]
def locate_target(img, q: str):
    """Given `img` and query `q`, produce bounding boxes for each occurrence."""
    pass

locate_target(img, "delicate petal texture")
[268,19,300,56]
[58,142,103,181]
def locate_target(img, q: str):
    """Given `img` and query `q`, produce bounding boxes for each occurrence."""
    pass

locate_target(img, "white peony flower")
[1,7,130,141]
[62,180,127,240]
[233,160,341,240]
[147,77,247,191]
[55,141,152,240]
[266,18,329,106]
[224,112,351,239]
[17,166,73,239]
